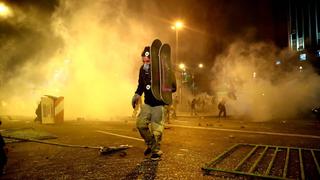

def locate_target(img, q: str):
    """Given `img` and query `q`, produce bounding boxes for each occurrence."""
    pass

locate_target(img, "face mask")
[143,64,150,71]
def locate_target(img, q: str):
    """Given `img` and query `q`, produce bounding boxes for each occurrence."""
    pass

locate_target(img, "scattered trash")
[76,117,85,121]
[179,149,189,152]
[228,135,235,139]
[119,151,127,157]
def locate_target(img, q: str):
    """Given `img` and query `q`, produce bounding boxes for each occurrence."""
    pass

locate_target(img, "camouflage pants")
[136,104,165,153]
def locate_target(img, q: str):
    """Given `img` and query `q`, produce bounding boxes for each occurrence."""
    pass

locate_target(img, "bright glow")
[299,66,303,70]
[198,63,203,68]
[253,72,256,78]
[1,100,7,107]
[299,53,306,61]
[179,63,185,70]
[275,60,281,65]
[171,26,175,30]
[174,21,184,30]
[0,2,13,18]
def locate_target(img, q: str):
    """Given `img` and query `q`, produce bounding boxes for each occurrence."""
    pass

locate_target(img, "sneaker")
[144,147,152,156]
[151,151,163,160]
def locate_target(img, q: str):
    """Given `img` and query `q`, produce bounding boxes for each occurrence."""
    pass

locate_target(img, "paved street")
[1,116,320,179]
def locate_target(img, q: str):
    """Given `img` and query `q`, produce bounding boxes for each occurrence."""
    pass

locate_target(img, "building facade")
[288,0,320,54]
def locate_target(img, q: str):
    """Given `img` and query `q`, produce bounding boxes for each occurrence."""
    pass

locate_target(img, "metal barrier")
[202,143,320,179]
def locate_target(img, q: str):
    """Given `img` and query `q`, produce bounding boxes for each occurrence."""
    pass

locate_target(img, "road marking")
[167,124,320,139]
[96,130,144,142]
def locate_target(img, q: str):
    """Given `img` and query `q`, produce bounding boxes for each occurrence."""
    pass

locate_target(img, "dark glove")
[131,94,140,109]
[171,82,177,93]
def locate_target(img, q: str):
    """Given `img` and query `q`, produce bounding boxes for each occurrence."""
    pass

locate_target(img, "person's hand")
[131,94,140,109]
[171,86,176,92]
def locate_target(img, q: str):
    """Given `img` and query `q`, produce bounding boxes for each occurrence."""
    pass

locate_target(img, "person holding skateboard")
[132,44,176,160]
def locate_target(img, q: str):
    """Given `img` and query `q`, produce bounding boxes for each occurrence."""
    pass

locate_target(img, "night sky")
[1,0,289,64]
[131,0,289,67]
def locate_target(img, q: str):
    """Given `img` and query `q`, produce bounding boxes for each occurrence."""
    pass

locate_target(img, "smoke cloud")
[0,0,174,120]
[211,38,320,121]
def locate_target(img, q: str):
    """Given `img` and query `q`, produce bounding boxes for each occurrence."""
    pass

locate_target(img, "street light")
[179,63,186,71]
[171,21,184,68]
[0,2,13,18]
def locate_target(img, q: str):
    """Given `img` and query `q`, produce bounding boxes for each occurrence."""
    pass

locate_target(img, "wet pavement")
[1,116,320,179]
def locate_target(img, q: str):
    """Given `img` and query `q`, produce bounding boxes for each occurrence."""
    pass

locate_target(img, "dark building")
[288,0,320,53]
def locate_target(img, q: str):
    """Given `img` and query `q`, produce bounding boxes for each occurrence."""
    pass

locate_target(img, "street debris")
[228,135,235,139]
[3,135,132,155]
[179,149,189,152]
[99,145,131,155]
[202,143,320,179]
[2,127,57,143]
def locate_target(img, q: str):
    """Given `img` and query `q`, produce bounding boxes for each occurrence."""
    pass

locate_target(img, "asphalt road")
[1,116,320,179]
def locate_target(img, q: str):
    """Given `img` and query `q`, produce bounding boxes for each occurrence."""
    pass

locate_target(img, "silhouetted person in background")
[191,98,197,116]
[218,99,227,119]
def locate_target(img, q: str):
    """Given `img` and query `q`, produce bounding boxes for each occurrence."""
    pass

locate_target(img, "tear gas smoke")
[0,0,172,120]
[211,40,320,121]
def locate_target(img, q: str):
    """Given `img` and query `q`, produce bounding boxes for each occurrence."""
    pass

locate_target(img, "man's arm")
[132,67,144,108]
[135,67,144,96]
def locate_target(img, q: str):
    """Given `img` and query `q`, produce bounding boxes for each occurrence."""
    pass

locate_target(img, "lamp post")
[192,63,204,96]
[172,21,184,106]
[171,21,184,68]
[178,63,185,104]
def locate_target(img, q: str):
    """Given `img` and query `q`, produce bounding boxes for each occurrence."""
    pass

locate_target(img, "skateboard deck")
[150,39,162,101]
[159,43,174,104]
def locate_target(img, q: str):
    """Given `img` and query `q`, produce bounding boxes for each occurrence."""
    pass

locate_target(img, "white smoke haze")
[211,40,320,121]
[0,0,174,120]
